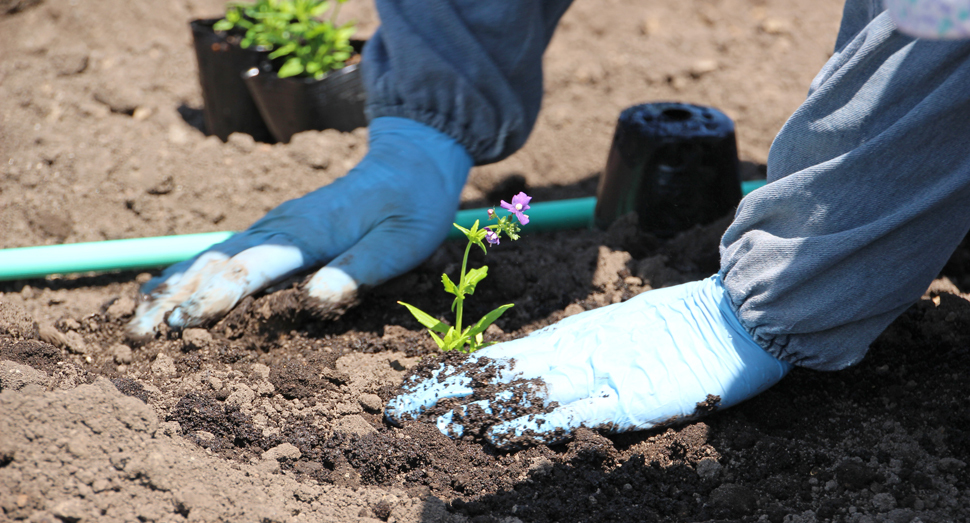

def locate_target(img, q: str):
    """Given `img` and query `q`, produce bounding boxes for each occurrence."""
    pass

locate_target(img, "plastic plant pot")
[190,18,274,143]
[242,41,367,143]
[594,102,741,237]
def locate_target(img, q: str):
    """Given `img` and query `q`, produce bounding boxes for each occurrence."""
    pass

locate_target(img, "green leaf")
[224,0,356,79]
[268,42,297,59]
[445,333,466,352]
[397,301,450,334]
[309,0,331,17]
[465,304,514,340]
[213,19,234,31]
[277,57,304,77]
[441,273,459,297]
[441,326,466,352]
[428,330,445,349]
[305,24,328,38]
[461,266,488,296]
[468,332,495,352]
[454,220,487,255]
[336,25,356,39]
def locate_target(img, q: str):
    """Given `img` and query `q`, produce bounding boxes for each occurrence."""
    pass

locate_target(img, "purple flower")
[500,192,532,225]
[484,227,500,246]
[487,208,496,220]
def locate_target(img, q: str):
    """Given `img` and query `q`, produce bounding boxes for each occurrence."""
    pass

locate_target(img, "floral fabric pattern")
[886,0,970,39]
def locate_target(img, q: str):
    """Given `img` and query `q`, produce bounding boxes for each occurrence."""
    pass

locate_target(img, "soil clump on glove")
[398,351,561,444]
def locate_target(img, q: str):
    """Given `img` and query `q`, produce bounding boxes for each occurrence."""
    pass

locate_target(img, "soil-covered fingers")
[303,266,360,316]
[434,379,633,448]
[127,251,230,339]
[166,244,304,327]
[484,391,626,449]
[303,217,450,316]
[433,383,550,439]
[127,245,304,338]
[385,368,474,426]
[385,351,530,425]
[386,334,586,430]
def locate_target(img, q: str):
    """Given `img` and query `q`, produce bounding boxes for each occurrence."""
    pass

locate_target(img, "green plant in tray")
[214,0,355,79]
[399,193,533,353]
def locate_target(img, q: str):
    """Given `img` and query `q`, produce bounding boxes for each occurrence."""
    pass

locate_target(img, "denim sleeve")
[719,2,970,371]
[361,0,573,165]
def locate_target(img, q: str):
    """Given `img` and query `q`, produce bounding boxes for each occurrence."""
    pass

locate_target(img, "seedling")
[214,0,356,79]
[399,192,533,353]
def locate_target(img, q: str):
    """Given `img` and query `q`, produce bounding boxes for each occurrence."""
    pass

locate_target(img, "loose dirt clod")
[0,302,39,339]
[0,338,60,372]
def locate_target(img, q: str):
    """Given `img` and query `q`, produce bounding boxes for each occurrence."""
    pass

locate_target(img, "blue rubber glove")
[385,275,792,448]
[128,117,472,338]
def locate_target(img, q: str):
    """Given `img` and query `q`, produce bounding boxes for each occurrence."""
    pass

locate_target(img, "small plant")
[399,192,533,353]
[213,0,356,79]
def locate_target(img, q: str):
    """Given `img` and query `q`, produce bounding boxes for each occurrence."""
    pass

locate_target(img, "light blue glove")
[128,117,472,337]
[385,275,792,448]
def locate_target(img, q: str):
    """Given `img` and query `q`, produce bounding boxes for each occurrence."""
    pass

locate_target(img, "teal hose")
[0,180,767,281]
[741,179,765,196]
[0,232,236,281]
[449,196,598,239]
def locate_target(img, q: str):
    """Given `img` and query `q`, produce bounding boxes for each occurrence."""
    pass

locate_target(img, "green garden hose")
[0,180,766,280]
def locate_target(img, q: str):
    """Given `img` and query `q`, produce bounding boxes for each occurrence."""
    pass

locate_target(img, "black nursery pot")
[242,41,368,143]
[190,19,274,143]
[594,102,742,238]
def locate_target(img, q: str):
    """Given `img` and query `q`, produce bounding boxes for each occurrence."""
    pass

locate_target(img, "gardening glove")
[127,116,472,338]
[385,275,792,448]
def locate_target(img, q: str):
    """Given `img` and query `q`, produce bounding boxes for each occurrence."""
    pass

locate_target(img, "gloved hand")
[127,117,472,338]
[385,275,792,448]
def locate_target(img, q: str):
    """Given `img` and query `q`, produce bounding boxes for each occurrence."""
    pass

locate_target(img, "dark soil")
[3,0,970,522]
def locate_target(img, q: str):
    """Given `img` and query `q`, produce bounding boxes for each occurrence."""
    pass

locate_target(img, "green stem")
[455,239,473,335]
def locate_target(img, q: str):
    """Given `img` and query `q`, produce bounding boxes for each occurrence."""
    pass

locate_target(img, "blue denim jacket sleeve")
[361,0,574,165]
[720,1,970,371]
